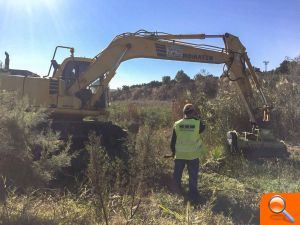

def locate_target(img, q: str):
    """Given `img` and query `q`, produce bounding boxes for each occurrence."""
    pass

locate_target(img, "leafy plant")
[0,92,72,189]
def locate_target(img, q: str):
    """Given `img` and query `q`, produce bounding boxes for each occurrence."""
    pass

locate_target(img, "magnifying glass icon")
[268,195,295,223]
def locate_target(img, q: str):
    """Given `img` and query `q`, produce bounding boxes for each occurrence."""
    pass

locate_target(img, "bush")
[162,76,171,85]
[175,70,190,83]
[86,132,143,224]
[86,125,172,189]
[0,92,72,189]
[264,76,300,140]
[132,126,172,188]
[86,133,129,193]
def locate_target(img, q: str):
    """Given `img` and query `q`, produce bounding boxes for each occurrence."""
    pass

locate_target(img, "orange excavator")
[0,30,288,158]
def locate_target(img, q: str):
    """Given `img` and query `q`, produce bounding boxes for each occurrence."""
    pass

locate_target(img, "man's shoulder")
[174,119,184,123]
[184,117,200,121]
[174,118,184,125]
[174,118,200,126]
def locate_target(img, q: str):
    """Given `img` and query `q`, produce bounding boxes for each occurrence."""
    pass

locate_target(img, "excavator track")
[51,120,128,176]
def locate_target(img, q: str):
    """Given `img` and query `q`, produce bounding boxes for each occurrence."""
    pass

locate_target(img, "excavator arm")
[66,31,230,96]
[55,30,270,126]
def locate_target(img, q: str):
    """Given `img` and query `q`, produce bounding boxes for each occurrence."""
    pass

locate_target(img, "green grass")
[108,100,173,130]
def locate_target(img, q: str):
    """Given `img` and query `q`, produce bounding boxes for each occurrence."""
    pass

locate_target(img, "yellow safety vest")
[174,118,202,160]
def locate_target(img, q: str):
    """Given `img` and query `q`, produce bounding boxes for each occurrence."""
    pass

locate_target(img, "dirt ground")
[287,143,300,158]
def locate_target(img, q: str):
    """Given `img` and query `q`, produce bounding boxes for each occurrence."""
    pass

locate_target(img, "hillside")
[111,58,300,103]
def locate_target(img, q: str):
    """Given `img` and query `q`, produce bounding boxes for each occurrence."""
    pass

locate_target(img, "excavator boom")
[65,31,230,95]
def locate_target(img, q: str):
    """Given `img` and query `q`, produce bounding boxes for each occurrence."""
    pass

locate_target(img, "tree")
[122,85,130,91]
[275,60,290,74]
[194,70,218,98]
[253,67,261,73]
[162,76,171,85]
[194,69,212,81]
[175,70,190,83]
[147,80,162,88]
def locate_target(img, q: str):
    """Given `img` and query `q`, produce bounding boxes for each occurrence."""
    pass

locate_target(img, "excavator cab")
[57,58,109,109]
[60,59,91,89]
[53,57,109,109]
[46,46,109,109]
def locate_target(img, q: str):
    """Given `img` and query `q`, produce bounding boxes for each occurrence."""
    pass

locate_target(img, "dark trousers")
[172,158,199,194]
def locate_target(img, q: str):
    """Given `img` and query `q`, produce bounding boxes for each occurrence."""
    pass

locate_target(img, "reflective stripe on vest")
[174,118,202,160]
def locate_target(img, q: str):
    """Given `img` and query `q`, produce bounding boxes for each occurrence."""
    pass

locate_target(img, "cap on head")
[183,103,195,114]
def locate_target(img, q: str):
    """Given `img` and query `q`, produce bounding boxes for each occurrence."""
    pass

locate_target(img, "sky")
[0,0,299,88]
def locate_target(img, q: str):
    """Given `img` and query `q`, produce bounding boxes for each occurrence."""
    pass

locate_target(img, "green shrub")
[0,92,72,189]
[86,133,143,224]
[132,126,172,188]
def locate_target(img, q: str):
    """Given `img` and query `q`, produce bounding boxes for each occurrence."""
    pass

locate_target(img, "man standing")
[170,103,205,199]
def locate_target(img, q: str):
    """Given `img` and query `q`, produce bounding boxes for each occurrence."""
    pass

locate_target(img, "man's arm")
[191,115,205,134]
[170,129,176,156]
[199,121,205,134]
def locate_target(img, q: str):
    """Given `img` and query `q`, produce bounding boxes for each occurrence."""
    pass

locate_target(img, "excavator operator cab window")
[61,60,91,89]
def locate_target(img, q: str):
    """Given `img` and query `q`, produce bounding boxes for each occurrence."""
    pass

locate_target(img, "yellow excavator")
[0,30,288,158]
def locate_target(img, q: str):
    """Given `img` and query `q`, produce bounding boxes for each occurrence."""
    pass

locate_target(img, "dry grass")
[1,130,300,225]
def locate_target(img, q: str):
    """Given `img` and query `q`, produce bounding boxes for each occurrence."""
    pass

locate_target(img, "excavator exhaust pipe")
[4,52,9,70]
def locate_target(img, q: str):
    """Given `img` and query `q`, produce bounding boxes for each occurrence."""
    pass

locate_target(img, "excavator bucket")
[227,131,289,159]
